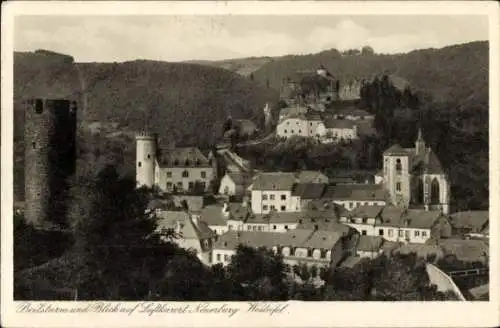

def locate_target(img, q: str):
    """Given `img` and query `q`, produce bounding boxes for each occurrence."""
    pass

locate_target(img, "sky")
[14,15,489,63]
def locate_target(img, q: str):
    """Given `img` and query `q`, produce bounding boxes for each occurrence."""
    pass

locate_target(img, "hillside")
[186,56,275,77]
[252,41,488,107]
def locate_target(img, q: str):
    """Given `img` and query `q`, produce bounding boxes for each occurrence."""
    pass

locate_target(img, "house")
[211,227,359,269]
[136,132,217,193]
[376,207,452,244]
[437,239,489,264]
[316,119,359,142]
[356,235,385,258]
[449,211,489,237]
[156,211,216,265]
[339,205,385,236]
[322,184,387,210]
[250,172,297,214]
[331,108,375,121]
[199,204,230,235]
[276,112,323,139]
[218,172,253,196]
[244,211,301,232]
[291,183,328,211]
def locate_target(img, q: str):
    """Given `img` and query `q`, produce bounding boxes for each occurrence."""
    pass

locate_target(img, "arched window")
[417,178,424,204]
[396,158,402,174]
[431,178,440,204]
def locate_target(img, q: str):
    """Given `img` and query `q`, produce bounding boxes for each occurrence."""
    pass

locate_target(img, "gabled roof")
[438,239,488,263]
[345,205,385,218]
[291,183,327,199]
[156,211,215,241]
[357,235,384,252]
[323,184,387,201]
[251,172,297,191]
[424,149,445,174]
[449,211,489,231]
[295,170,329,183]
[377,207,444,229]
[279,104,308,118]
[213,228,342,251]
[226,172,254,187]
[199,205,228,226]
[323,119,357,129]
[158,147,211,167]
[248,211,302,225]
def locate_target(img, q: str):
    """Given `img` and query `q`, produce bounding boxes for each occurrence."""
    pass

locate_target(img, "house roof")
[323,184,387,201]
[279,104,308,118]
[199,204,228,226]
[158,147,211,167]
[345,205,385,218]
[226,172,254,187]
[251,172,297,191]
[357,235,384,252]
[295,170,329,183]
[213,228,342,251]
[291,183,327,199]
[377,207,444,229]
[172,195,206,213]
[248,211,302,225]
[394,243,444,260]
[156,211,215,241]
[438,239,489,263]
[449,211,489,231]
[323,119,357,129]
[356,120,378,136]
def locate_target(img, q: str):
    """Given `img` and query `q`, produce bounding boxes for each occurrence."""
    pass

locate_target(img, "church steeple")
[415,128,426,155]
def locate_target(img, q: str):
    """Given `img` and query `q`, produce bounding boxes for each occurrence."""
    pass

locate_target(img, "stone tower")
[383,145,411,208]
[24,98,78,227]
[136,132,157,188]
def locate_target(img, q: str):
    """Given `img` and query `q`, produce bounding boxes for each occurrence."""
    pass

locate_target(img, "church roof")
[383,144,409,156]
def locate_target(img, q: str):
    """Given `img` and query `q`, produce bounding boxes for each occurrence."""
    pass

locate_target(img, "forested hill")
[252,41,488,107]
[14,51,279,147]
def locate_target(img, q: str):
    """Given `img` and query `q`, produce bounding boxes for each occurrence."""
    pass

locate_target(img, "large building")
[24,98,78,227]
[382,129,450,214]
[136,132,216,193]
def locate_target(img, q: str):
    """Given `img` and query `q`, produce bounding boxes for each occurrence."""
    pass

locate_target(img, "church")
[380,129,450,214]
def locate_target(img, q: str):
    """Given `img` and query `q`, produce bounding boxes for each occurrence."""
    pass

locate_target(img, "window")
[281,194,286,201]
[396,158,402,174]
[216,254,221,262]
[388,229,393,237]
[270,194,275,200]
[422,231,428,237]
[176,182,182,188]
[379,229,384,236]
[298,130,302,133]
[32,142,36,149]
[138,162,142,167]
[247,225,251,231]
[167,171,172,178]
[263,205,268,211]
[182,170,189,178]
[398,230,404,237]
[188,182,194,190]
[252,226,257,231]
[270,205,276,211]
[201,171,206,178]
[310,122,313,126]
[262,194,268,200]
[362,230,367,236]
[166,182,173,189]
[414,230,420,237]
[258,226,263,231]
[396,182,401,192]
[273,225,277,230]
[200,182,206,190]
[291,130,294,133]
[349,202,353,209]
[224,254,229,261]
[280,205,286,211]
[362,218,367,224]
[284,129,287,134]
[285,225,288,230]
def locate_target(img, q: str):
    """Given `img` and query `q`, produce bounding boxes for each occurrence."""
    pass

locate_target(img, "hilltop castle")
[24,98,78,227]
[136,132,217,193]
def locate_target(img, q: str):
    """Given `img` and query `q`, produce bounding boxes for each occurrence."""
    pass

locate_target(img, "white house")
[250,172,298,214]
[356,235,385,258]
[322,184,387,211]
[316,119,359,142]
[276,112,323,139]
[218,172,253,196]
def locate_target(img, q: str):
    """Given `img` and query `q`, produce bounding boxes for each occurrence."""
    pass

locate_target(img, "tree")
[68,164,176,300]
[361,46,375,56]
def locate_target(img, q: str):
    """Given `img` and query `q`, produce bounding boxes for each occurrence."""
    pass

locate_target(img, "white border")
[2,1,499,327]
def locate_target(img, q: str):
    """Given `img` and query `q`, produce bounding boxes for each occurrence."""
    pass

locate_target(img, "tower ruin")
[24,99,78,228]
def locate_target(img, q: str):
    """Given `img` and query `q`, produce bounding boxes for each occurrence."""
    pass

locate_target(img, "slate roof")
[156,211,215,241]
[449,211,489,232]
[438,239,489,263]
[158,147,211,167]
[345,205,385,218]
[213,228,342,251]
[295,170,329,183]
[247,211,302,225]
[279,104,308,118]
[377,207,444,229]
[291,183,327,199]
[323,184,387,201]
[323,119,357,129]
[251,172,297,191]
[357,235,384,252]
[226,172,254,187]
[199,205,228,226]
[172,195,206,213]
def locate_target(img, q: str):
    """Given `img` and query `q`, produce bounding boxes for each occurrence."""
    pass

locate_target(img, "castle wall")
[24,99,77,227]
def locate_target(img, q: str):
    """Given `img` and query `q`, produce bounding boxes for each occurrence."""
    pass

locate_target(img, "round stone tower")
[136,132,157,188]
[24,98,78,228]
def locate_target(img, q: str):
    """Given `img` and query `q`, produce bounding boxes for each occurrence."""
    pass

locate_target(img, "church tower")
[136,132,157,188]
[383,145,412,208]
[415,128,426,156]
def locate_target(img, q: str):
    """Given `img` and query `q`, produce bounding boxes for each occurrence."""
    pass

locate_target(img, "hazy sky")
[14,15,489,62]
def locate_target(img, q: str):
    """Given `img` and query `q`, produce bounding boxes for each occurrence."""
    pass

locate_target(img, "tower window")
[32,142,36,149]
[396,182,401,192]
[147,154,151,159]
[35,99,43,114]
[396,158,402,174]
[138,162,142,167]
